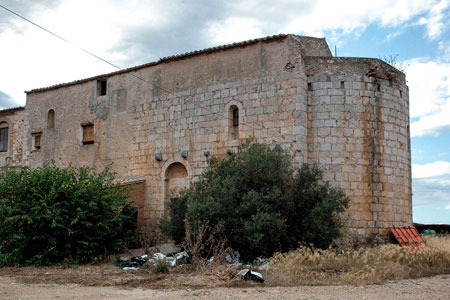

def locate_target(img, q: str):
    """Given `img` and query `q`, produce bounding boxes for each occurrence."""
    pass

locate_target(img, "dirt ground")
[0,266,449,300]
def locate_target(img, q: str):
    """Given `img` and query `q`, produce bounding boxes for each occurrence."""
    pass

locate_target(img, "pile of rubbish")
[116,244,268,283]
[118,254,150,270]
[236,269,264,283]
[118,251,190,270]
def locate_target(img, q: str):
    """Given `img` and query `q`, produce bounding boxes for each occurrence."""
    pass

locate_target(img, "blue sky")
[0,0,449,224]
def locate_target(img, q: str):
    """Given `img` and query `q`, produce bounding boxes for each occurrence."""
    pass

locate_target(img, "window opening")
[32,133,41,150]
[0,122,8,152]
[229,106,239,140]
[48,109,55,129]
[233,107,239,127]
[82,124,94,144]
[97,79,107,96]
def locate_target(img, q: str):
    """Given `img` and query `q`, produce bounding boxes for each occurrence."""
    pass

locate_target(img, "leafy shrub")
[0,164,137,266]
[160,142,349,261]
[152,259,170,274]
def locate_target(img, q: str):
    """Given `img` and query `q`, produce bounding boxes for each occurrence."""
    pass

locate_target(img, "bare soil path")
[1,273,449,300]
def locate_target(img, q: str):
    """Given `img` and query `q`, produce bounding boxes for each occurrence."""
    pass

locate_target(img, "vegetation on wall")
[0,164,137,266]
[160,141,350,261]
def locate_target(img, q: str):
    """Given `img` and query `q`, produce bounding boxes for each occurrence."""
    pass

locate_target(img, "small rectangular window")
[97,79,107,96]
[34,134,41,150]
[82,124,94,144]
[0,127,8,152]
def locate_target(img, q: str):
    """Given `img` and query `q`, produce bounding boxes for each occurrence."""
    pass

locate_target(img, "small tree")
[160,142,349,260]
[283,164,350,249]
[0,164,137,266]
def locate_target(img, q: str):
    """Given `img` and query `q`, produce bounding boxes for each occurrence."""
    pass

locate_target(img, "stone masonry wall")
[0,108,25,168]
[24,36,315,228]
[23,72,133,176]
[22,34,411,240]
[126,36,314,226]
[305,57,411,239]
[131,71,308,226]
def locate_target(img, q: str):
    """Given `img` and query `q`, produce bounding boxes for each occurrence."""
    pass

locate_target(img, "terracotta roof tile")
[0,106,25,113]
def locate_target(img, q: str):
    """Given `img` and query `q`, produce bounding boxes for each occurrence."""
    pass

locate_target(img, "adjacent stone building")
[0,106,25,169]
[2,34,412,241]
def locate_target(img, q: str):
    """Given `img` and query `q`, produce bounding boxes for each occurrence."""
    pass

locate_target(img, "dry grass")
[264,235,450,286]
[2,236,449,289]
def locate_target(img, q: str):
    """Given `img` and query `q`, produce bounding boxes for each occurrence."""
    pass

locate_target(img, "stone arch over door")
[164,162,189,201]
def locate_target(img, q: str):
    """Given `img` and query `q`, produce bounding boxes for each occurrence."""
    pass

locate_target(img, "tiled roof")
[26,34,292,94]
[0,106,25,113]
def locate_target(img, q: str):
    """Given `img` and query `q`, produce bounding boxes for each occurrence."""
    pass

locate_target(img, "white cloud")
[416,0,450,39]
[445,203,450,209]
[412,161,450,209]
[385,30,403,41]
[406,58,450,136]
[0,0,449,106]
[206,17,264,45]
[0,0,176,104]
[438,41,450,61]
[412,161,450,178]
[413,176,450,206]
[0,25,116,105]
[205,0,448,43]
[411,102,450,137]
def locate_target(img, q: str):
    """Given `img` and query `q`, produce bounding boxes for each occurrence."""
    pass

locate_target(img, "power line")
[0,4,172,95]
[0,4,267,133]
[0,4,119,70]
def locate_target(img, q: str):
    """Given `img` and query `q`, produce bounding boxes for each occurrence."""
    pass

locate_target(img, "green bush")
[0,164,137,266]
[152,259,170,274]
[159,142,349,261]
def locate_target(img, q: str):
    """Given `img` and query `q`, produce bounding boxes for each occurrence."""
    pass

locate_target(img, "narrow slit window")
[97,79,107,96]
[229,106,239,140]
[48,109,55,129]
[0,123,8,152]
[82,124,94,144]
[233,108,239,127]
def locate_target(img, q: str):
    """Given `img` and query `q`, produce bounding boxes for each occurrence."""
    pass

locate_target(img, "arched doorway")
[164,162,188,199]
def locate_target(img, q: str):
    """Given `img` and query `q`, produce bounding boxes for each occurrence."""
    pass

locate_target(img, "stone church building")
[0,34,412,240]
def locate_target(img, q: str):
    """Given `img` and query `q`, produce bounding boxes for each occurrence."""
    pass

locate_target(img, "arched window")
[48,109,55,129]
[229,106,239,140]
[0,122,8,152]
